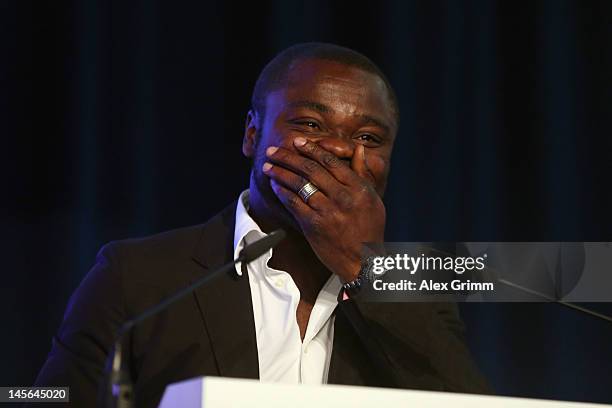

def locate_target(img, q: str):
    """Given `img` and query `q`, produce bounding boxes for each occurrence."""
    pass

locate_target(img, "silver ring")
[297,181,319,203]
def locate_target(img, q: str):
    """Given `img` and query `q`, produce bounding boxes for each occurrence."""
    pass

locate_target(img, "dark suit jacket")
[34,203,491,407]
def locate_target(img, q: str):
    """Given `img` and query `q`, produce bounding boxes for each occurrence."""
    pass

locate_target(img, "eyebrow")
[357,114,391,133]
[288,99,391,133]
[287,100,332,113]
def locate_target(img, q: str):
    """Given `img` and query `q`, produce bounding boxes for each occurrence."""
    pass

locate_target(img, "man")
[34,43,490,407]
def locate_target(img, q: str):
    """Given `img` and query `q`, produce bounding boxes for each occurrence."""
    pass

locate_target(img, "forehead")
[266,59,396,128]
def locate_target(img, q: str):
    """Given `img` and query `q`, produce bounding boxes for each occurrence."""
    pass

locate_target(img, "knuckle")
[304,142,319,154]
[353,183,379,207]
[309,214,324,234]
[337,189,354,210]
[359,182,376,197]
[287,195,301,209]
[295,176,308,191]
[322,153,340,168]
[302,158,319,174]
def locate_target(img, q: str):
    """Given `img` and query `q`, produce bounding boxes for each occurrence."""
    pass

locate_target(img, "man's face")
[244,58,398,227]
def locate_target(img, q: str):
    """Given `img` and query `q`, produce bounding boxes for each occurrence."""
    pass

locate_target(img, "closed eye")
[354,133,382,146]
[295,120,320,129]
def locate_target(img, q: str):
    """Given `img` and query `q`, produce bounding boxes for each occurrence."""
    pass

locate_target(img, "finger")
[262,162,327,210]
[293,137,360,186]
[268,178,317,222]
[351,144,376,185]
[266,146,339,195]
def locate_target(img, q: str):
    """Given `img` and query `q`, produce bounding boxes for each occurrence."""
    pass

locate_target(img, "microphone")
[103,229,286,408]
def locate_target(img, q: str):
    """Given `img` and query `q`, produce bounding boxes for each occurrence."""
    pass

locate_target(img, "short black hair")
[251,42,399,126]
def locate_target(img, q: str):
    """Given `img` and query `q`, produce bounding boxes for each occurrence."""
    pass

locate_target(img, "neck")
[247,185,331,302]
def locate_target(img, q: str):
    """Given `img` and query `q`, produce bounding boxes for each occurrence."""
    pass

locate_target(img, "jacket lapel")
[189,202,259,380]
[328,307,371,386]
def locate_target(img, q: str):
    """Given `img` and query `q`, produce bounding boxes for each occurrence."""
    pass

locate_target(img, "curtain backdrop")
[1,0,611,403]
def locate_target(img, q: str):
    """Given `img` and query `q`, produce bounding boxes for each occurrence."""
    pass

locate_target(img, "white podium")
[159,376,608,408]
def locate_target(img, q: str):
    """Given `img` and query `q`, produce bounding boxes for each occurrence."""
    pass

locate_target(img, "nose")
[308,136,355,162]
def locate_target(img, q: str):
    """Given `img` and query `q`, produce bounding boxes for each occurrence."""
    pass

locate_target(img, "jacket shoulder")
[103,201,236,285]
[107,201,236,264]
[108,223,206,260]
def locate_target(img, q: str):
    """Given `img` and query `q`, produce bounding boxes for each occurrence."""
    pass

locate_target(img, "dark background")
[2,0,612,404]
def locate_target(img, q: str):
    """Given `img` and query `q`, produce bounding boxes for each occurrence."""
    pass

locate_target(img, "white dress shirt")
[233,190,342,384]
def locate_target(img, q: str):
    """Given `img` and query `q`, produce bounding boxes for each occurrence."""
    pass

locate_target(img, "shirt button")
[304,345,309,354]
[275,279,284,288]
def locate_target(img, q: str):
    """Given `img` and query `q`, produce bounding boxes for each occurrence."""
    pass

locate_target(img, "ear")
[243,109,259,158]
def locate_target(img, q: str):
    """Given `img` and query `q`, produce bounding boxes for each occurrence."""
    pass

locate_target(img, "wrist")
[336,260,361,284]
[340,255,377,297]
